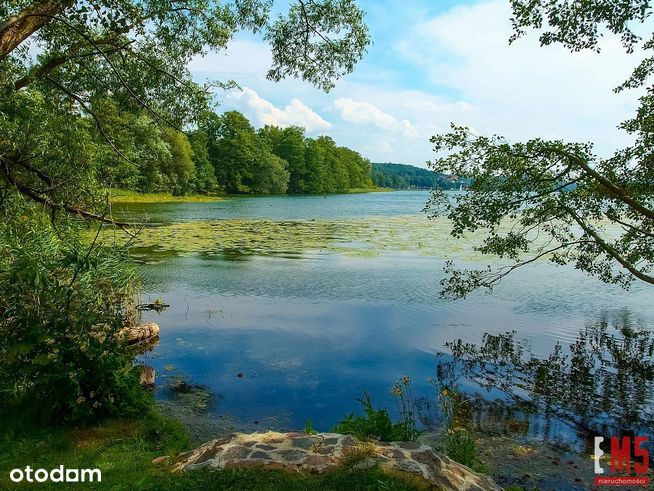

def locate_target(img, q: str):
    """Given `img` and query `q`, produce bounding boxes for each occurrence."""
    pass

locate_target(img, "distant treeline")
[99,104,469,195]
[103,108,373,195]
[371,163,462,190]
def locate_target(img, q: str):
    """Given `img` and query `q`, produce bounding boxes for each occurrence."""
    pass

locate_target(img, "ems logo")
[594,436,650,487]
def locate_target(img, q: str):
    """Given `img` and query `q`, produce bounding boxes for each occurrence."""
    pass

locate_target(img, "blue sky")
[190,0,643,167]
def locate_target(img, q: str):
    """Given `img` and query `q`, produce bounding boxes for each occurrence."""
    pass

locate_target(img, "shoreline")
[109,187,396,204]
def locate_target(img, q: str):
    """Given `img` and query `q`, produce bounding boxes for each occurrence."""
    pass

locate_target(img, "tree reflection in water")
[432,311,654,457]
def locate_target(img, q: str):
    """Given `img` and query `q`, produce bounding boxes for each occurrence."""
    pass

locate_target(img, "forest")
[101,109,374,196]
[371,162,461,190]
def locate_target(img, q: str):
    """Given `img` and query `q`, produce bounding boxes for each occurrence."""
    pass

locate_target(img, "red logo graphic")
[594,436,650,487]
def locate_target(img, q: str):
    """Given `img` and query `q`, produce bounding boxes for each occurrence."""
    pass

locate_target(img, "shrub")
[0,198,148,422]
[334,383,420,442]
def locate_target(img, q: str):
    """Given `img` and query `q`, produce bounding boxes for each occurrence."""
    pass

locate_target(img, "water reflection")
[125,193,654,461]
[434,311,654,456]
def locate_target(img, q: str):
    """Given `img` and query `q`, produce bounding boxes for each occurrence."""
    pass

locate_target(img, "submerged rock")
[173,432,501,491]
[119,322,160,344]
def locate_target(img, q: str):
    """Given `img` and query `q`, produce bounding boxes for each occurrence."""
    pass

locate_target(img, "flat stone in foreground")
[173,432,502,491]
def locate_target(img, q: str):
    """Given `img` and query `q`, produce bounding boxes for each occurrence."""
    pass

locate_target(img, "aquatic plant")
[391,376,420,442]
[434,382,479,470]
[335,378,420,442]
[99,215,499,261]
[304,420,317,435]
[164,376,215,414]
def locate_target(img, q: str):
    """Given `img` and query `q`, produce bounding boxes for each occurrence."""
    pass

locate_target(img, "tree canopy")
[0,0,370,224]
[427,0,654,298]
[371,163,462,190]
[0,0,370,421]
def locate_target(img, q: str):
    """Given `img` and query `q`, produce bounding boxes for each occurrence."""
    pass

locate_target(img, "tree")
[206,110,249,192]
[260,125,308,193]
[188,130,218,194]
[0,0,370,223]
[206,111,290,193]
[428,0,654,298]
[0,0,369,420]
[339,146,372,189]
[252,151,290,194]
[161,128,195,195]
[304,135,346,193]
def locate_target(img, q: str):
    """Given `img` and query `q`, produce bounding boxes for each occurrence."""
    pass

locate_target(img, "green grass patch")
[0,410,427,490]
[109,189,224,204]
[345,187,393,194]
[334,389,419,443]
[108,188,389,203]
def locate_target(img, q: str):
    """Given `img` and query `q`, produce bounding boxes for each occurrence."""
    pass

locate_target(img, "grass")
[435,384,487,473]
[109,188,392,204]
[334,384,419,443]
[0,410,427,490]
[109,189,224,204]
[345,187,394,194]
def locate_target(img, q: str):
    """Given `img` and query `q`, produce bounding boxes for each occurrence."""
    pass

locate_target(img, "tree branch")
[45,75,139,169]
[605,212,654,240]
[0,1,72,61]
[557,149,654,221]
[14,40,132,91]
[23,12,182,131]
[487,241,585,285]
[566,207,654,285]
[1,156,135,230]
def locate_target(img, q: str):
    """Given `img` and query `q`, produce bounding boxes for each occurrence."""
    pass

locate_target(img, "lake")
[115,191,654,454]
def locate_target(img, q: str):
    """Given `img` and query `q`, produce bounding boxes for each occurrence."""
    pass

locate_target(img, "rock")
[152,456,168,465]
[275,449,306,462]
[140,365,156,386]
[250,451,272,460]
[290,436,322,449]
[254,444,276,451]
[173,432,502,491]
[119,322,160,344]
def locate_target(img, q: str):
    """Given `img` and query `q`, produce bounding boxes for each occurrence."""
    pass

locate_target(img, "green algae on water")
[97,215,481,261]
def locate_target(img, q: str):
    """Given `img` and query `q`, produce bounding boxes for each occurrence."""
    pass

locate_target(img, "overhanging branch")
[1,156,135,230]
[566,207,654,285]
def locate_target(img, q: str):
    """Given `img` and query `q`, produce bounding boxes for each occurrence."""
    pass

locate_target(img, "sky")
[189,0,645,167]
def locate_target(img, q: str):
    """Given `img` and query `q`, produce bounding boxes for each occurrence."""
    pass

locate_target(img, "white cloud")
[228,87,333,132]
[362,139,394,157]
[394,0,641,155]
[333,98,420,139]
[323,87,474,163]
[188,1,645,165]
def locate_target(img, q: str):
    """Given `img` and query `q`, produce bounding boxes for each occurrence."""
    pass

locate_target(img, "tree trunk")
[0,1,71,61]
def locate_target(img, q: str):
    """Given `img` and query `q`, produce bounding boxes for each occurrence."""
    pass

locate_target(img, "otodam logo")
[10,466,101,484]
[594,436,650,487]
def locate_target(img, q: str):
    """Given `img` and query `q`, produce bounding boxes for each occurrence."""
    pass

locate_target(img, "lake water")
[115,191,654,454]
